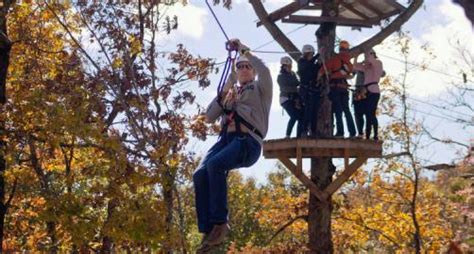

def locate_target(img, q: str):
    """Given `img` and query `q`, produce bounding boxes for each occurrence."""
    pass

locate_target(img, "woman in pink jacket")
[354,49,384,140]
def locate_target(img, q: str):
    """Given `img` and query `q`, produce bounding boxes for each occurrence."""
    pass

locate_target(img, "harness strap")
[219,109,263,139]
[331,58,349,74]
[364,82,378,87]
[234,113,263,139]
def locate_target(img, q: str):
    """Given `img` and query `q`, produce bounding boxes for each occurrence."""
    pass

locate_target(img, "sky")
[158,0,473,183]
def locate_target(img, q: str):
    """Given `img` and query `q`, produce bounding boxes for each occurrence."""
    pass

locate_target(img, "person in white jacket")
[193,39,272,252]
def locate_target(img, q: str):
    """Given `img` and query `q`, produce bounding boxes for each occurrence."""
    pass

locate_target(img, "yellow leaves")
[129,35,142,56]
[168,155,180,168]
[333,170,456,252]
[112,57,124,69]
[41,9,53,20]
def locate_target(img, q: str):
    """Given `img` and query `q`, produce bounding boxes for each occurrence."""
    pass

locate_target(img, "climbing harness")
[205,1,264,139]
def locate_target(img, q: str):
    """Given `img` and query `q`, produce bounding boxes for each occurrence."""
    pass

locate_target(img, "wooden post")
[278,157,326,202]
[307,1,339,252]
[0,1,13,252]
[323,157,368,196]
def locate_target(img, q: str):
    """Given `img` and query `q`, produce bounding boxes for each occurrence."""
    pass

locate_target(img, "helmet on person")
[236,55,250,65]
[339,40,350,50]
[280,56,292,65]
[302,44,315,53]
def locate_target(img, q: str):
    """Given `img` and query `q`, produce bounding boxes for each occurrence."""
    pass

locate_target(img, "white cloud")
[165,3,208,39]
[267,61,284,111]
[358,0,473,97]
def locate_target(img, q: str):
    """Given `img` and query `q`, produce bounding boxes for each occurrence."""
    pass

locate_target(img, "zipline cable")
[204,0,238,97]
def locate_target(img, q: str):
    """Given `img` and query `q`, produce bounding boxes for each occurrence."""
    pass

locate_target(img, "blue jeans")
[193,133,261,233]
[365,92,380,139]
[281,99,303,137]
[353,98,367,136]
[302,90,321,137]
[329,89,356,137]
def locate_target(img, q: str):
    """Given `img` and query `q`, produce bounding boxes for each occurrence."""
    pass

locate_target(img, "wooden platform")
[263,138,383,158]
[263,138,383,202]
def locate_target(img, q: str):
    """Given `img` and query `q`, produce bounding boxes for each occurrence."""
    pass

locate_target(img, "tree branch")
[249,0,301,61]
[266,214,308,245]
[422,126,470,148]
[383,151,410,159]
[44,1,102,73]
[337,215,401,248]
[350,0,424,57]
[5,177,17,209]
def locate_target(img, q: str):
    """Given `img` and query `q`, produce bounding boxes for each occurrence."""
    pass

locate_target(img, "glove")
[238,43,250,55]
[227,38,250,55]
[227,39,240,51]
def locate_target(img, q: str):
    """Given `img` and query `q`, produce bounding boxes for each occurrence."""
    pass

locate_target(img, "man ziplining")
[193,39,272,253]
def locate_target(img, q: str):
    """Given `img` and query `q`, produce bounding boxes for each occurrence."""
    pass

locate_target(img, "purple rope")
[205,0,230,42]
[205,0,238,97]
[217,56,232,96]
[217,51,238,96]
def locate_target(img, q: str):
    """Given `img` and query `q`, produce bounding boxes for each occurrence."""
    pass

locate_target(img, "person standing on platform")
[278,56,303,138]
[297,44,322,137]
[354,49,384,140]
[321,40,356,138]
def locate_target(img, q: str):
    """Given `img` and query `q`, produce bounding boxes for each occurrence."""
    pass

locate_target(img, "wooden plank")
[344,149,349,171]
[341,2,370,20]
[264,137,383,148]
[263,148,382,159]
[278,157,326,202]
[282,15,375,27]
[296,144,302,174]
[302,3,322,10]
[263,138,297,150]
[256,1,309,27]
[378,9,403,21]
[264,138,383,152]
[323,157,368,196]
[359,0,384,17]
[384,0,407,11]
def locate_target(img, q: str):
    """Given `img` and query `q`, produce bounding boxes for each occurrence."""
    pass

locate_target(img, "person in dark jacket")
[297,44,322,137]
[278,56,303,138]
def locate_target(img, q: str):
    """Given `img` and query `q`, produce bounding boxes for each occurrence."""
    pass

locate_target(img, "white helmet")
[236,55,250,65]
[302,44,315,53]
[280,56,292,65]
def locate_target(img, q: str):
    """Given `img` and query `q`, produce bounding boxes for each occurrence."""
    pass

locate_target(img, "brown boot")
[204,223,230,246]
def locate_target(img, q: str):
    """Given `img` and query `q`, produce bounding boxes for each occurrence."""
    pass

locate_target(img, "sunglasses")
[237,64,252,70]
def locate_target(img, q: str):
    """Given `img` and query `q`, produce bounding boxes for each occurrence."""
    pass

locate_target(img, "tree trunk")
[101,198,119,253]
[0,1,13,251]
[46,221,58,253]
[175,185,189,254]
[163,171,174,254]
[308,1,338,252]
